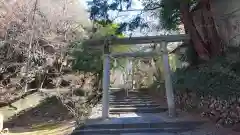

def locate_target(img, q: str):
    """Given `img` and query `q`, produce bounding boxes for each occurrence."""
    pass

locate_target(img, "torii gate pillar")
[161,41,176,117]
[102,44,110,119]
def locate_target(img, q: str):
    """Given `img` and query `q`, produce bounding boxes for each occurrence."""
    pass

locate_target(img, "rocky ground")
[146,88,240,134]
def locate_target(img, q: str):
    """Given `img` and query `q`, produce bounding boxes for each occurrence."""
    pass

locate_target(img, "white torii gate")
[83,34,189,119]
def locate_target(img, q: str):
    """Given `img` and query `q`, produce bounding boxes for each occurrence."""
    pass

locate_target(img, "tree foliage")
[71,42,103,74]
[172,47,240,99]
[158,0,181,31]
[71,22,131,74]
[87,0,149,33]
[157,0,198,31]
[87,0,196,32]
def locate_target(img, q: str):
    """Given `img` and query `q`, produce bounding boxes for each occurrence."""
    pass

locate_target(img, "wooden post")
[161,41,176,117]
[102,43,110,119]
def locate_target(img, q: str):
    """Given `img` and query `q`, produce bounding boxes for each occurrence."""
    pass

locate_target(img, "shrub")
[172,47,240,99]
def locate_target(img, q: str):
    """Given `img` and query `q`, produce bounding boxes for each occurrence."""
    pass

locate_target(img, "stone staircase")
[109,93,168,114]
[72,91,205,135]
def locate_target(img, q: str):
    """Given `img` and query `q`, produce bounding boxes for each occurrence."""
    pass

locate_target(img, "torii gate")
[83,34,189,119]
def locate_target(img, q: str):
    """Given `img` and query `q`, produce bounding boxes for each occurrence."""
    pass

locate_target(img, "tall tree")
[87,0,224,61]
[159,0,223,60]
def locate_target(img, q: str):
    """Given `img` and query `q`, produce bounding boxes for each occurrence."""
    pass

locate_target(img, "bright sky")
[80,0,144,27]
[80,0,151,37]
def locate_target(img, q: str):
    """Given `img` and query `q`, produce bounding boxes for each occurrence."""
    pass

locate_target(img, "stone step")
[111,95,150,97]
[109,99,153,102]
[74,127,195,135]
[109,99,152,102]
[110,104,160,108]
[110,92,141,95]
[109,95,151,98]
[111,96,149,98]
[110,101,157,105]
[78,121,204,130]
[110,97,152,100]
[109,107,168,113]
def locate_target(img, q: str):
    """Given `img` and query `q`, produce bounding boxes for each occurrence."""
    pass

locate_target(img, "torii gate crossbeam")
[82,34,189,119]
[84,34,188,46]
[111,52,159,58]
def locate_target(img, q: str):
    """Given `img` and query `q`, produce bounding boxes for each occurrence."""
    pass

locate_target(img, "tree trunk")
[180,1,210,61]
[201,0,223,57]
[200,7,214,57]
